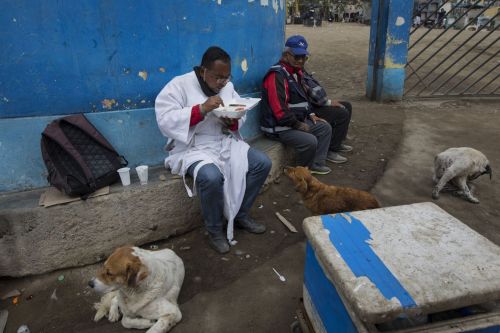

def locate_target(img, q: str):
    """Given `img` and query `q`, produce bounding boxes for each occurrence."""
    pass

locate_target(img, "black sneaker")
[208,232,230,254]
[337,144,353,153]
[235,217,266,234]
[310,164,332,175]
[326,151,348,164]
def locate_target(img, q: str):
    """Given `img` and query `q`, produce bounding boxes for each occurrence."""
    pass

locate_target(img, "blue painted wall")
[0,1,285,192]
[366,0,413,101]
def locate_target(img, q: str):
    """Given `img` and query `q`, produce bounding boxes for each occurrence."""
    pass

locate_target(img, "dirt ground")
[1,23,499,333]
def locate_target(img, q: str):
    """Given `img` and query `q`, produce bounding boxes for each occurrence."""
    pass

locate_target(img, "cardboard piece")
[39,186,110,208]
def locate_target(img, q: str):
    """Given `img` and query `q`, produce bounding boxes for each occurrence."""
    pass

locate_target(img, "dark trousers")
[314,101,352,152]
[270,120,332,167]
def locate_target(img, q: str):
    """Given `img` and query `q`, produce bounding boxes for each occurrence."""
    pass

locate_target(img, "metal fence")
[405,0,499,98]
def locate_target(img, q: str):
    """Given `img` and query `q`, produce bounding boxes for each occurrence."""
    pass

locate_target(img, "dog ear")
[295,178,308,193]
[126,261,148,287]
[126,263,138,287]
[485,164,492,180]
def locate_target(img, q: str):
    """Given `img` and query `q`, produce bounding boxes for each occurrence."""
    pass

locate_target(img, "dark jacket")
[260,61,312,133]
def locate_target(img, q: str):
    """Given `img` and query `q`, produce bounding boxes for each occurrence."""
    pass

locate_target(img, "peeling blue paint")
[304,243,358,333]
[366,0,413,101]
[0,1,284,118]
[0,1,284,191]
[321,214,417,308]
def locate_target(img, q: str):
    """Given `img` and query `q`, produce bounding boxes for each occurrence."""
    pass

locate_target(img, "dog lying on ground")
[432,147,492,203]
[88,246,184,333]
[284,166,380,214]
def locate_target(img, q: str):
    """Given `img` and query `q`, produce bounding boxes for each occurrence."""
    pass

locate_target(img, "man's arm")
[189,95,225,127]
[190,105,204,127]
[263,72,300,128]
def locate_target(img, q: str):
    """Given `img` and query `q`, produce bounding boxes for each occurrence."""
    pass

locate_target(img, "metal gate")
[404,0,500,98]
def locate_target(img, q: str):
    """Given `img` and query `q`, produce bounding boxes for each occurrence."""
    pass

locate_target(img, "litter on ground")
[275,212,298,233]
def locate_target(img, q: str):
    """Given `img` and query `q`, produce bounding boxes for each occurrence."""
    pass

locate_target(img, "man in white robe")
[155,46,272,254]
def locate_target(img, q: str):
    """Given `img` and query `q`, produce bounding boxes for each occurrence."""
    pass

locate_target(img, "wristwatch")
[309,113,316,118]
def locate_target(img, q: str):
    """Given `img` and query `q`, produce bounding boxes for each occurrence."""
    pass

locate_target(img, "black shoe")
[310,164,332,175]
[208,232,230,254]
[235,217,266,234]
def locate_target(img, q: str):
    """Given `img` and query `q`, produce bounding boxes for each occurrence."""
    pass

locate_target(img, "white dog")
[432,147,492,203]
[89,246,184,333]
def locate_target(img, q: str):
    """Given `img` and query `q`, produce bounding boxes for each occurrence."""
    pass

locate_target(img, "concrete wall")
[0,0,286,192]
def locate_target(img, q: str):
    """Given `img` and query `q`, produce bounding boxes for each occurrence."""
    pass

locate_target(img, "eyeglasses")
[203,68,232,84]
[288,53,309,62]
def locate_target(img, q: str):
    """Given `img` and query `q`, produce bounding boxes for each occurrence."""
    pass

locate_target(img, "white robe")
[155,71,249,242]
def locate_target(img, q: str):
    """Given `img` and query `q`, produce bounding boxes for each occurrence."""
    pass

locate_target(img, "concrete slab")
[303,203,500,325]
[0,137,290,277]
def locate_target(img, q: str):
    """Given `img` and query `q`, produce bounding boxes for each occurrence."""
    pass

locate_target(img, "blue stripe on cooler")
[321,213,417,309]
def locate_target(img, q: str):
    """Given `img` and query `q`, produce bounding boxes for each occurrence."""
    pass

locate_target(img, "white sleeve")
[154,79,193,144]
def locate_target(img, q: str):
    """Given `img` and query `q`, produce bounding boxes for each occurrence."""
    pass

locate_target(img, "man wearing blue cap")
[260,35,353,173]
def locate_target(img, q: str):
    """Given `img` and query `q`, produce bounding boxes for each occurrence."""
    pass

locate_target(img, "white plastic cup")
[117,167,131,186]
[136,165,149,185]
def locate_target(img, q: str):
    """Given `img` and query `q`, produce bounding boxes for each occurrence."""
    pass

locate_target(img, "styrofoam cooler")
[302,202,500,333]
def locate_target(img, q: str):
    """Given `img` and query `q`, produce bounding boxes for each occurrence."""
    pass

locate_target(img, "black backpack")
[41,114,128,198]
[303,71,329,107]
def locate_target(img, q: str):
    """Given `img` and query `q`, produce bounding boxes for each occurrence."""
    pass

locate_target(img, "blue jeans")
[186,147,272,234]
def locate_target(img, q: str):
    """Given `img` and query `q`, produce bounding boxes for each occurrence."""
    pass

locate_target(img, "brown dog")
[284,166,380,214]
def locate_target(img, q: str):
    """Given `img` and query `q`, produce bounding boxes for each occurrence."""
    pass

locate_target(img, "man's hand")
[201,96,225,113]
[331,100,346,109]
[309,113,327,124]
[293,121,310,132]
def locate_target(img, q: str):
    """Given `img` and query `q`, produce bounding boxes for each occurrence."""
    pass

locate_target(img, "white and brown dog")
[88,246,184,333]
[432,147,492,203]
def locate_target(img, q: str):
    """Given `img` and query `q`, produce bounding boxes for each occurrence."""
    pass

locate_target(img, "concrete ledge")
[0,137,290,277]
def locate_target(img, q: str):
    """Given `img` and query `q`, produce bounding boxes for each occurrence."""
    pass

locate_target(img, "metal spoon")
[272,267,286,282]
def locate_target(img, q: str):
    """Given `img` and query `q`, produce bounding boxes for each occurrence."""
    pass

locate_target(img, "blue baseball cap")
[285,35,309,56]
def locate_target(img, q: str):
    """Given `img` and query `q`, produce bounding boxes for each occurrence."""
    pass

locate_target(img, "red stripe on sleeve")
[264,72,288,121]
[190,104,204,127]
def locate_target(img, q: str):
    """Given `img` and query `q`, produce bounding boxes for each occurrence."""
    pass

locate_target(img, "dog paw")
[94,311,106,322]
[467,196,480,204]
[431,189,439,200]
[108,307,121,322]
